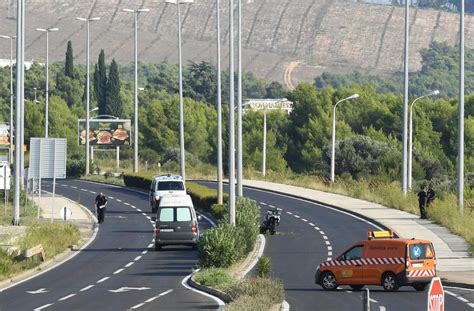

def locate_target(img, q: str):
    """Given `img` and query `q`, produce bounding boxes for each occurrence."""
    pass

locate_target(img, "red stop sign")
[427,277,444,311]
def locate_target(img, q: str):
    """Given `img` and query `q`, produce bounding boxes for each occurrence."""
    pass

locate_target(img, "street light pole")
[262,109,266,177]
[76,17,100,176]
[330,94,359,183]
[165,0,193,181]
[122,8,149,173]
[216,0,223,204]
[0,35,15,164]
[228,0,236,225]
[36,27,59,138]
[408,90,439,190]
[236,0,243,196]
[458,0,465,212]
[402,0,410,196]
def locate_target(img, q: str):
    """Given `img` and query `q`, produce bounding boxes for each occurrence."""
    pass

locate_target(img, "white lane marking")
[89,191,95,194]
[323,236,328,240]
[125,262,134,268]
[142,250,148,255]
[457,297,469,303]
[131,205,136,208]
[328,246,332,250]
[445,286,474,292]
[467,303,474,308]
[131,303,145,309]
[58,294,76,301]
[328,252,333,256]
[71,186,78,189]
[109,196,115,199]
[369,298,378,303]
[309,223,315,226]
[319,231,325,235]
[81,188,88,191]
[124,202,130,206]
[146,216,151,220]
[116,199,122,202]
[134,255,142,261]
[260,202,268,205]
[325,241,331,245]
[97,277,109,283]
[147,243,153,248]
[315,227,320,230]
[34,304,54,311]
[144,289,174,304]
[150,221,154,225]
[80,285,94,292]
[141,213,147,216]
[113,268,124,275]
[286,211,293,215]
[445,289,474,306]
[182,271,224,307]
[27,288,48,294]
[379,307,386,311]
[302,218,308,222]
[137,208,142,212]
[268,204,275,208]
[327,257,332,261]
[109,287,150,293]
[294,215,300,218]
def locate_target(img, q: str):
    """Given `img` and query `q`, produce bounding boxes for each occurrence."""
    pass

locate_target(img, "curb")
[188,275,232,303]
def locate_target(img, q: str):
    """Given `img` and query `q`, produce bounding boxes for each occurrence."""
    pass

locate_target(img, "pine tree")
[93,50,107,116]
[65,41,74,79]
[106,59,123,118]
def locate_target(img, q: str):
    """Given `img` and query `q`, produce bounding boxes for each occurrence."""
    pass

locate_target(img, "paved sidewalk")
[243,179,474,287]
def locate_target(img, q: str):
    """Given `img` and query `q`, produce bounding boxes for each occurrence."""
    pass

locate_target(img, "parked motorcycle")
[260,208,281,235]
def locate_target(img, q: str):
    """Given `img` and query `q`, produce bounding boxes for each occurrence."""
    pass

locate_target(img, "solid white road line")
[97,277,109,283]
[181,272,225,307]
[58,293,76,301]
[34,303,54,311]
[80,285,94,292]
[131,302,145,309]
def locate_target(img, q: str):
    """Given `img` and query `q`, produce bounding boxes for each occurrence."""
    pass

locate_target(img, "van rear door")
[174,207,196,241]
[406,243,436,278]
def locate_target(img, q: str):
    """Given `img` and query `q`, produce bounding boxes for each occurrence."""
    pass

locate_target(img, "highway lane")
[200,181,472,311]
[0,179,217,311]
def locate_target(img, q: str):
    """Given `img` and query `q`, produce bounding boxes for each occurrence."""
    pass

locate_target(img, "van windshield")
[409,243,434,260]
[157,181,185,191]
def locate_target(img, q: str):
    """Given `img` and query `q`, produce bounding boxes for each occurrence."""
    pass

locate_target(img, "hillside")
[0,0,473,87]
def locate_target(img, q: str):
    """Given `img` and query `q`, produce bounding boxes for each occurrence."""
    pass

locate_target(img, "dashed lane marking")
[325,241,331,245]
[113,268,124,275]
[323,236,328,240]
[309,223,315,226]
[134,255,142,261]
[137,208,142,212]
[328,251,333,256]
[286,211,293,215]
[379,307,386,311]
[124,202,130,206]
[97,277,109,283]
[80,285,94,292]
[34,304,54,311]
[328,246,332,250]
[142,250,148,255]
[125,262,134,268]
[58,294,76,301]
[268,204,275,208]
[147,243,153,248]
[294,215,300,218]
[116,199,122,202]
[259,202,268,205]
[302,218,308,222]
[109,196,114,199]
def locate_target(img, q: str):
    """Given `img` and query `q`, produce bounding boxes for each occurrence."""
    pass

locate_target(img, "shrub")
[256,256,272,278]
[194,268,234,290]
[224,295,272,311]
[198,224,240,268]
[226,277,284,304]
[122,172,155,189]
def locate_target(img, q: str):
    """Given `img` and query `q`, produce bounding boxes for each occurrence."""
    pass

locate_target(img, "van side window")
[409,243,433,259]
[159,208,174,222]
[176,208,192,221]
[343,245,364,260]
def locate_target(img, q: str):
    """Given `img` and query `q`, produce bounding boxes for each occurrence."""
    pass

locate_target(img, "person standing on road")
[95,192,108,224]
[417,185,427,219]
[426,184,436,207]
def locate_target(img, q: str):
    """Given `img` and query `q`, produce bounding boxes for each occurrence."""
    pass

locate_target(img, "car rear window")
[159,208,174,222]
[157,181,185,191]
[176,208,192,221]
[409,243,434,259]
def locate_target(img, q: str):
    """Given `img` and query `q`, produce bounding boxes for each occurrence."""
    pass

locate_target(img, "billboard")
[78,119,131,146]
[0,124,10,146]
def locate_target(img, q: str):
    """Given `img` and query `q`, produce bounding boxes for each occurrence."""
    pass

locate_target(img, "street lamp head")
[122,8,135,13]
[36,28,47,32]
[89,17,101,21]
[0,35,12,39]
[165,0,193,4]
[138,8,150,12]
[432,90,440,96]
[348,94,360,100]
[90,107,99,113]
[75,17,87,21]
[48,28,59,32]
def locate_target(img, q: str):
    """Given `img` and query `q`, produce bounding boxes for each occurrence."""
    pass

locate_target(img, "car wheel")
[154,244,162,251]
[381,272,399,291]
[321,271,338,290]
[350,285,364,291]
[413,283,428,291]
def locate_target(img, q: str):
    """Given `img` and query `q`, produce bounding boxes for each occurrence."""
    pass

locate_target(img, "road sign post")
[427,277,444,311]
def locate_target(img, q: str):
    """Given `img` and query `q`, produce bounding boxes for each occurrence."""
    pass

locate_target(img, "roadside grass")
[0,223,80,281]
[194,268,235,291]
[245,169,474,255]
[0,193,41,226]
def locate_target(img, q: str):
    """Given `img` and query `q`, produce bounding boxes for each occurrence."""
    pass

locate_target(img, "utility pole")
[228,0,236,225]
[216,0,223,204]
[458,0,465,212]
[402,0,409,196]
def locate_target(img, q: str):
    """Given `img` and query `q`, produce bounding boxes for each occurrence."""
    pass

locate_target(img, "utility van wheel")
[350,285,364,291]
[413,283,428,291]
[321,272,338,290]
[154,244,162,251]
[381,272,399,291]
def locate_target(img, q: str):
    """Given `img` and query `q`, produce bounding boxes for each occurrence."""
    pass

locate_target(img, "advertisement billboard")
[78,119,131,146]
[0,124,10,146]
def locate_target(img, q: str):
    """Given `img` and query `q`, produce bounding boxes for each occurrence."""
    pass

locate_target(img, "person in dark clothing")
[417,186,427,219]
[95,192,108,224]
[426,184,436,207]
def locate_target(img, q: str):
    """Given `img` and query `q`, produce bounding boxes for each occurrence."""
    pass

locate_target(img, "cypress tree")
[93,50,107,116]
[106,59,123,118]
[65,41,74,79]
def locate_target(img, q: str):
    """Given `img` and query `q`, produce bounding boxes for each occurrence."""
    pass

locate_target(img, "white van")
[149,174,187,213]
[153,194,200,251]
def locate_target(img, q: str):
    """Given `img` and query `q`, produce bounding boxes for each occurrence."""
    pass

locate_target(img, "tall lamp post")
[228,0,236,225]
[216,0,223,204]
[236,0,243,196]
[122,8,149,173]
[402,0,410,196]
[76,16,100,176]
[330,94,359,183]
[408,90,439,190]
[165,0,193,181]
[36,27,59,138]
[458,0,465,212]
[0,35,15,164]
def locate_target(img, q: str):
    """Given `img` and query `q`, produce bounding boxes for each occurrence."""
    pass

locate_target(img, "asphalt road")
[200,181,473,311]
[0,179,218,311]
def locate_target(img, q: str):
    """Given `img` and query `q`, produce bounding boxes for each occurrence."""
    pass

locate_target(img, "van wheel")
[154,244,162,251]
[321,271,338,290]
[413,283,428,291]
[381,272,399,291]
[350,285,364,291]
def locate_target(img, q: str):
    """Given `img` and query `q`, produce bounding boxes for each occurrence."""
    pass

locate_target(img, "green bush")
[194,268,234,290]
[256,256,272,278]
[198,224,240,268]
[122,172,155,189]
[67,159,94,178]
[226,277,284,304]
[224,295,273,311]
